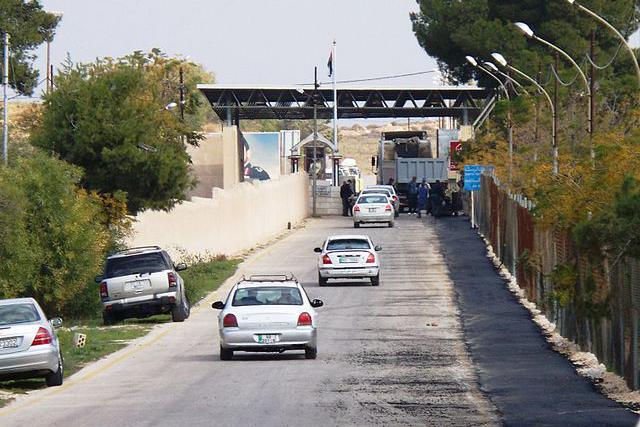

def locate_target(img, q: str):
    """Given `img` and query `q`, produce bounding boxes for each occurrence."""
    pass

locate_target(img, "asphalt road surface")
[0,216,498,426]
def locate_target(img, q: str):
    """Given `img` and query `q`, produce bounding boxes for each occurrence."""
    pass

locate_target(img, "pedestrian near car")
[340,180,354,216]
[417,182,429,218]
[407,176,418,214]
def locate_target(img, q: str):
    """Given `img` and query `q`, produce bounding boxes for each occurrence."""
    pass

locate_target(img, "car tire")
[318,273,328,286]
[388,221,394,228]
[354,222,360,228]
[45,356,64,387]
[220,346,233,361]
[102,312,118,326]
[371,274,380,286]
[171,298,189,322]
[305,346,318,360]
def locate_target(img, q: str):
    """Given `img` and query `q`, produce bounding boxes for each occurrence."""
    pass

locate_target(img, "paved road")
[434,216,639,427]
[0,216,497,426]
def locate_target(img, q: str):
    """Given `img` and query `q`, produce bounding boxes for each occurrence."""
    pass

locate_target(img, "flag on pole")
[327,51,333,77]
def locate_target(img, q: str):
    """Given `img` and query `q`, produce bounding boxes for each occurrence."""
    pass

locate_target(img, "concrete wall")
[128,172,309,258]
[309,183,342,216]
[187,133,224,197]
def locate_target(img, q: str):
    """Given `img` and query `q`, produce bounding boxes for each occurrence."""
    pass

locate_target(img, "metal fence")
[472,174,640,390]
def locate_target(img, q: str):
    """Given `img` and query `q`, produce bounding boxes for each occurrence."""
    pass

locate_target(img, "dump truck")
[375,131,449,212]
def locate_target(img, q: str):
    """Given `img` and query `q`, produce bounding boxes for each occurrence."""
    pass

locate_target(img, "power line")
[296,69,438,86]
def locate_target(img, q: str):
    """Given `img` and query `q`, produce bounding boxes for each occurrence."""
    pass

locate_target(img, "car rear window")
[232,287,303,306]
[363,189,391,196]
[327,239,371,250]
[358,195,388,204]
[0,304,40,325]
[105,252,169,278]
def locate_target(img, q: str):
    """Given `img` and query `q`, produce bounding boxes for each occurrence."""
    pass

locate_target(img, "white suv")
[95,246,190,324]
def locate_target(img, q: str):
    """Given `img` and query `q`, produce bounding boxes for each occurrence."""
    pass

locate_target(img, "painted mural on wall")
[243,132,281,181]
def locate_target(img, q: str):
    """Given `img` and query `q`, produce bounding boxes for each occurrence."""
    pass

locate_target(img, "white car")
[366,185,399,216]
[353,193,395,228]
[211,275,323,360]
[315,235,382,286]
[0,298,64,387]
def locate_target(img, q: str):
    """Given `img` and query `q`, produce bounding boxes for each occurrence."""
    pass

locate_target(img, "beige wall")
[187,133,224,198]
[128,173,309,258]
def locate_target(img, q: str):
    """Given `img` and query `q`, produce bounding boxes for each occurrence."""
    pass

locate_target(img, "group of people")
[393,176,462,218]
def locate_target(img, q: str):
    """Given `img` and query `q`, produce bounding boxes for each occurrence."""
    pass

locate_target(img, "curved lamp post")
[515,22,593,161]
[492,52,558,175]
[483,61,529,94]
[566,0,640,87]
[466,55,514,183]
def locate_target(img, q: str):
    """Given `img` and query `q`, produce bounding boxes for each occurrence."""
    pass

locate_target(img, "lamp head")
[515,22,534,38]
[491,53,508,67]
[566,0,575,4]
[165,102,178,110]
[465,56,478,67]
[483,62,499,73]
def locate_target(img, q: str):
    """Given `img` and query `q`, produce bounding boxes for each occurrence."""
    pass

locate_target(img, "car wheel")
[318,273,328,286]
[102,311,118,326]
[371,274,380,286]
[354,222,360,228]
[171,299,188,322]
[45,355,64,387]
[305,346,318,360]
[220,345,233,361]
[388,221,394,228]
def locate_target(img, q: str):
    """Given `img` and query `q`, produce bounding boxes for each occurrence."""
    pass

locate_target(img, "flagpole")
[332,40,338,154]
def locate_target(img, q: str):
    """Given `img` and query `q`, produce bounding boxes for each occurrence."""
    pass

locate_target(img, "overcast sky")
[30,0,640,98]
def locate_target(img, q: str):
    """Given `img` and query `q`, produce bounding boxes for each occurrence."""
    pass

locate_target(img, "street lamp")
[45,11,64,93]
[466,55,514,183]
[566,0,640,86]
[483,61,529,94]
[492,52,558,175]
[514,22,593,161]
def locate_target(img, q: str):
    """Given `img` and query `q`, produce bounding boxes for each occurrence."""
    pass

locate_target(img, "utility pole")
[590,29,596,164]
[2,32,9,166]
[507,68,513,185]
[554,52,559,173]
[179,66,185,121]
[312,66,319,218]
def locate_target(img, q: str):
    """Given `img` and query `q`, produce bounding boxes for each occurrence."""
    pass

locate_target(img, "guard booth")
[289,132,341,185]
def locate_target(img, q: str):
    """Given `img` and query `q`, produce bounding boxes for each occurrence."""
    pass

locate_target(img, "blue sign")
[464,165,483,191]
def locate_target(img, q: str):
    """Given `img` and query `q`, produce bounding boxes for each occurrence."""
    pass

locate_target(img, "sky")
[27,0,640,99]
[35,0,440,92]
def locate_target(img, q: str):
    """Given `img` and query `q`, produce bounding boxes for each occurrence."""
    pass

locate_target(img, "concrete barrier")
[128,173,309,258]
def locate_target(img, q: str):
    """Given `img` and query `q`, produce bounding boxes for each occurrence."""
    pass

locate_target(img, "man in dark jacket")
[340,180,354,216]
[407,176,419,215]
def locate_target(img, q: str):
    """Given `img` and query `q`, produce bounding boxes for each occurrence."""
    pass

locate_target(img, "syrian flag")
[327,51,333,77]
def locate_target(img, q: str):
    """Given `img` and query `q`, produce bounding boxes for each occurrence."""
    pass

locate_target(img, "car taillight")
[168,272,177,289]
[223,314,238,328]
[393,195,398,202]
[31,327,52,346]
[353,205,360,212]
[366,252,376,263]
[297,312,312,326]
[385,204,392,211]
[99,282,108,300]
[322,254,332,265]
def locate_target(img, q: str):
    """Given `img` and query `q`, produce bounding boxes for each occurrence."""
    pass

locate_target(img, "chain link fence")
[471,174,640,390]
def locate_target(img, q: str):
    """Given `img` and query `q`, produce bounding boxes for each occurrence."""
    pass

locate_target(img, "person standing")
[340,180,354,217]
[417,182,429,218]
[407,176,418,215]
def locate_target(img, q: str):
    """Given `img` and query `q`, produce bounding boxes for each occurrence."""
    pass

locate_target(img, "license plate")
[256,334,280,344]
[125,280,150,291]
[0,337,19,349]
[339,257,358,264]
[368,208,377,213]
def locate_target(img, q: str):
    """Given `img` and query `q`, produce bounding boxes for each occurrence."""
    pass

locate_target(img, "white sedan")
[353,193,395,228]
[211,275,323,360]
[315,235,382,286]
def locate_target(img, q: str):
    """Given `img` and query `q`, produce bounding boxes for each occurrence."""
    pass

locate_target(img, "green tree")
[31,51,213,214]
[0,153,108,317]
[0,0,61,95]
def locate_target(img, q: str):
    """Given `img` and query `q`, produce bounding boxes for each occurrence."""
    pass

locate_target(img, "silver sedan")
[212,275,323,360]
[0,298,64,387]
[315,235,382,286]
[353,193,395,228]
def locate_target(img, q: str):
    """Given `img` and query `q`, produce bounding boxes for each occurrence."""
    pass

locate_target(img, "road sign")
[464,165,483,191]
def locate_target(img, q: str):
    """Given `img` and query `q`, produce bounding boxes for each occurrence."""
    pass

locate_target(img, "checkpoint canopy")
[197,85,495,123]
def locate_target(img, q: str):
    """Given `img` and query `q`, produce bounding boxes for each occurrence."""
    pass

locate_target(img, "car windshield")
[232,287,303,306]
[0,304,41,325]
[358,195,388,204]
[327,239,371,250]
[105,252,168,278]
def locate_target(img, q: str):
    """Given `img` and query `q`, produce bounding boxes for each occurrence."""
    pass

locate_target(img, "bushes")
[0,154,108,317]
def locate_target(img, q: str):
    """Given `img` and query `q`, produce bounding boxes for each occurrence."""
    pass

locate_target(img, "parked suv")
[96,246,190,325]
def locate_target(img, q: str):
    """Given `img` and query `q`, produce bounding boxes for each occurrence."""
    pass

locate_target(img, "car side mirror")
[211,301,225,310]
[175,263,188,272]
[95,275,104,283]
[50,317,63,328]
[313,247,322,253]
[310,299,324,308]
[374,246,382,252]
